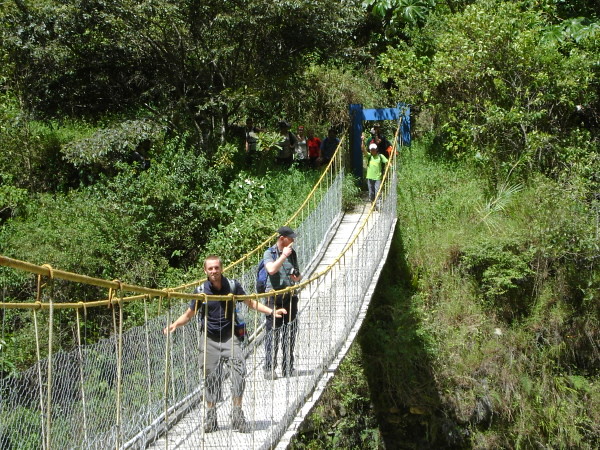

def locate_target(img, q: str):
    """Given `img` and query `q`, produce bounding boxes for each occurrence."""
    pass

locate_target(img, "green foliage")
[287,64,384,133]
[380,0,599,181]
[542,17,600,45]
[0,336,18,376]
[342,174,362,211]
[0,405,42,449]
[202,168,320,265]
[476,181,523,231]
[0,112,84,192]
[62,119,162,169]
[388,138,600,447]
[0,174,28,223]
[512,174,599,317]
[365,0,437,26]
[461,238,536,320]
[255,131,284,155]
[90,137,225,270]
[2,0,366,144]
[292,346,384,449]
[1,189,168,288]
[247,130,284,173]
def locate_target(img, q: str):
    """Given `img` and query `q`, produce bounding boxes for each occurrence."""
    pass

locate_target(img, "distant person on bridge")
[319,128,339,166]
[294,125,309,168]
[306,129,322,168]
[276,120,297,167]
[362,139,388,207]
[363,123,382,149]
[163,255,287,433]
[374,133,393,157]
[263,226,303,380]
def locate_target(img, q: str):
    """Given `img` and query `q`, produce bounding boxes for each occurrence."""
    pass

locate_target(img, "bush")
[0,116,84,192]
[285,63,385,134]
[202,168,320,266]
[342,174,361,211]
[460,238,536,321]
[380,1,599,182]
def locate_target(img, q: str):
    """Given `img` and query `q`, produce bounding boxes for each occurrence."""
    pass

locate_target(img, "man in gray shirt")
[263,226,302,379]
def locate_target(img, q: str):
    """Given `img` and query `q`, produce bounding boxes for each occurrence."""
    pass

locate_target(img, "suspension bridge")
[1,121,401,449]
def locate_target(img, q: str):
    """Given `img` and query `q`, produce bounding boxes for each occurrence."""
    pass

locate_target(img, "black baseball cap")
[277,226,297,238]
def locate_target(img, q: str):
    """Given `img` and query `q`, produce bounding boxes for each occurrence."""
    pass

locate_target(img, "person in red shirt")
[306,129,322,168]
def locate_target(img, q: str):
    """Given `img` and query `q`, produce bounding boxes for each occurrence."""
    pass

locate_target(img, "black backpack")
[256,246,278,293]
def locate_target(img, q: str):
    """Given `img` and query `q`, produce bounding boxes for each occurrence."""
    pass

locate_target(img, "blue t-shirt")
[320,137,339,161]
[189,277,245,339]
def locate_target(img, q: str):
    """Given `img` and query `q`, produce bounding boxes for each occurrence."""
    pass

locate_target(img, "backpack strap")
[194,278,238,318]
[196,278,236,294]
[227,277,236,293]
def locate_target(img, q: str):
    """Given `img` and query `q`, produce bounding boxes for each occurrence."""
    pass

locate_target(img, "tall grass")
[388,138,600,447]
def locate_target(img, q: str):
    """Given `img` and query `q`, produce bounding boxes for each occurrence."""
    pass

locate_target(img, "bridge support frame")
[349,103,410,180]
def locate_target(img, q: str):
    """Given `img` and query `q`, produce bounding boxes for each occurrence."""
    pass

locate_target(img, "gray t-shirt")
[263,246,299,292]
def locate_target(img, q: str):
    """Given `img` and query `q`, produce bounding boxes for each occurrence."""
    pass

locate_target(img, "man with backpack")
[262,226,302,380]
[163,255,287,434]
[363,141,389,207]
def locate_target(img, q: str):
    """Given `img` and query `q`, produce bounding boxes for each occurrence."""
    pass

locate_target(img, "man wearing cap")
[263,226,303,379]
[363,140,389,206]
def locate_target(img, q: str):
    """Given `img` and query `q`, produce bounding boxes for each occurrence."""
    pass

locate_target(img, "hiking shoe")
[204,408,218,433]
[232,407,251,433]
[264,370,278,380]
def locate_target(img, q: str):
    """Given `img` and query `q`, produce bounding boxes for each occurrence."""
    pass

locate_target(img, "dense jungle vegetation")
[1,0,598,448]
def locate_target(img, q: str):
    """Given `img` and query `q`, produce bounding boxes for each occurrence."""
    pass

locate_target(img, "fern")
[477,182,523,231]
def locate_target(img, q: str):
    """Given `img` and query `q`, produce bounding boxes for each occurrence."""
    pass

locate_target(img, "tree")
[380,0,599,181]
[2,0,365,146]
